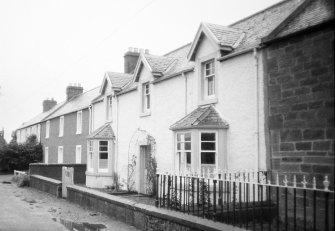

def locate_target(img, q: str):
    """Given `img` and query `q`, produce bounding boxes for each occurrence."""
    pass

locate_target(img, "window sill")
[140,111,151,117]
[98,169,108,173]
[76,132,82,135]
[198,97,218,106]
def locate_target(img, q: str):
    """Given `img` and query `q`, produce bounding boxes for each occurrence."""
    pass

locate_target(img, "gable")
[193,33,219,61]
[137,63,153,83]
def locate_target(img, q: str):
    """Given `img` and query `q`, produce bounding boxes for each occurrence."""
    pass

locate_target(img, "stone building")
[262,0,334,185]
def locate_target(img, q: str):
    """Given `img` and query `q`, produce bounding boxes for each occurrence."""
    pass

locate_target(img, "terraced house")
[16,0,334,193]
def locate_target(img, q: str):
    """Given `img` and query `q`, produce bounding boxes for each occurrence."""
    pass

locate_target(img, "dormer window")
[204,60,215,98]
[106,96,113,121]
[142,82,151,114]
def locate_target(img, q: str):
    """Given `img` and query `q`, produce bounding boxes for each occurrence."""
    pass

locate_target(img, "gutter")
[254,47,260,171]
[217,47,259,62]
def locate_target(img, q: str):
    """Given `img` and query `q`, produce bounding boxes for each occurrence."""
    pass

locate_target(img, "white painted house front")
[86,21,270,191]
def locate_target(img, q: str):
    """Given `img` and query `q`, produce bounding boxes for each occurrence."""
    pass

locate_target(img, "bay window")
[98,141,108,172]
[176,132,191,171]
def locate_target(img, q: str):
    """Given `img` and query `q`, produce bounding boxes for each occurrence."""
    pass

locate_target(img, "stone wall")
[264,24,334,186]
[66,184,243,231]
[30,175,62,197]
[29,163,86,184]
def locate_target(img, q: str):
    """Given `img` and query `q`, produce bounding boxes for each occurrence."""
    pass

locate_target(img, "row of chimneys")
[43,48,147,112]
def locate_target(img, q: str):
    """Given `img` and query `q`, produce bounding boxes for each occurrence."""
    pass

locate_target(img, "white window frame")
[45,120,50,138]
[44,147,49,163]
[203,60,215,99]
[37,124,41,142]
[106,96,113,122]
[98,140,108,172]
[89,105,93,134]
[87,141,94,171]
[142,82,150,113]
[75,145,82,163]
[58,146,63,163]
[199,131,218,170]
[176,132,192,171]
[59,116,64,137]
[76,111,82,134]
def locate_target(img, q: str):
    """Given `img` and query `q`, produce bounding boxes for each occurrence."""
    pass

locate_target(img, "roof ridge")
[229,0,298,27]
[163,43,192,56]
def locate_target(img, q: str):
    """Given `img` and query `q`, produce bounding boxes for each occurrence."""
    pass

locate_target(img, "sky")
[0,0,282,142]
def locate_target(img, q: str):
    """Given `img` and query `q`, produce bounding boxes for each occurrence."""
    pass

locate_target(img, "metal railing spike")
[323,175,330,191]
[276,173,279,186]
[283,175,288,187]
[293,175,297,188]
[301,175,307,188]
[313,177,316,189]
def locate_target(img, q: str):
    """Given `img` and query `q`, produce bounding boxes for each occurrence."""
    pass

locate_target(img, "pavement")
[0,174,139,231]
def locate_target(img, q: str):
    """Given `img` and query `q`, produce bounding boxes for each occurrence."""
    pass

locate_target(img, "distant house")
[16,0,334,192]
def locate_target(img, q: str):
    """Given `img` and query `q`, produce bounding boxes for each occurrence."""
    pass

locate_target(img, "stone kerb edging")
[67,184,244,231]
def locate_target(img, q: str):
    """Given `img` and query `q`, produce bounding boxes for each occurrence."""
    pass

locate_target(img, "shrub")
[0,134,43,171]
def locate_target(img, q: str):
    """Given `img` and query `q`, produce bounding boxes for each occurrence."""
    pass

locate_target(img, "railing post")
[155,173,159,207]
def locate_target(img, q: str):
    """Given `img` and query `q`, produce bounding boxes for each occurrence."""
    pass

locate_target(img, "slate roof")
[170,105,229,131]
[269,0,334,40]
[45,86,100,120]
[205,23,245,48]
[106,72,133,89]
[87,123,115,139]
[229,0,302,53]
[17,102,65,129]
[144,54,176,74]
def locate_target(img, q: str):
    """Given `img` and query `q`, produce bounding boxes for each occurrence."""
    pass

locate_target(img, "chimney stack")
[66,83,83,101]
[43,98,57,112]
[124,47,149,74]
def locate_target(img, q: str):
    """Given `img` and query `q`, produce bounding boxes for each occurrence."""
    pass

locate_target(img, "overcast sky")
[0,0,281,141]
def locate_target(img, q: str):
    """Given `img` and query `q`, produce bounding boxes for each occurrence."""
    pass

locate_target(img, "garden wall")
[66,185,243,231]
[30,175,62,197]
[29,163,86,184]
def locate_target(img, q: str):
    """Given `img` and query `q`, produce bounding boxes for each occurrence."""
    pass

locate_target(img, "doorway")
[138,145,150,194]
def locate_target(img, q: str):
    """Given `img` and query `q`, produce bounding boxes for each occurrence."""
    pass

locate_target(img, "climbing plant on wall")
[126,129,157,195]
[144,134,157,196]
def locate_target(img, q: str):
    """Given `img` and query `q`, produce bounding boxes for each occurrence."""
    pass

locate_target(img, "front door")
[139,145,150,194]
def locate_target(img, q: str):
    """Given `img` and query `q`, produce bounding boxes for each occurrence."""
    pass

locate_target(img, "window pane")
[146,95,150,109]
[201,142,215,150]
[99,146,108,151]
[100,152,108,159]
[208,76,214,95]
[99,141,108,146]
[184,142,191,150]
[177,134,181,141]
[99,159,108,169]
[201,133,215,141]
[201,152,215,164]
[184,133,191,141]
[177,142,181,150]
[186,152,191,164]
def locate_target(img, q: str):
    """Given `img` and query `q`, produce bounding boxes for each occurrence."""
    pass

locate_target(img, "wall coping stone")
[30,175,62,185]
[30,163,86,166]
[67,184,244,231]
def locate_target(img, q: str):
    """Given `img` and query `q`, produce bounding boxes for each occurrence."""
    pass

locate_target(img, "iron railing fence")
[155,169,334,231]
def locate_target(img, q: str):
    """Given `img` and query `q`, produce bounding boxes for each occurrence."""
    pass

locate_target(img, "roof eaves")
[152,67,194,84]
[170,125,229,131]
